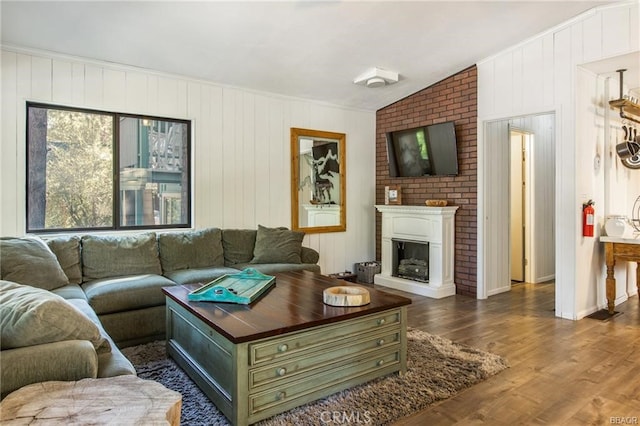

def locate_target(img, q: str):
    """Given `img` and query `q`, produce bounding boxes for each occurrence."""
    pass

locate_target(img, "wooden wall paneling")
[253,95,272,228]
[146,75,159,115]
[31,56,52,102]
[541,34,555,108]
[267,98,287,226]
[522,41,544,109]
[512,49,524,112]
[84,65,104,108]
[103,69,126,111]
[601,4,631,57]
[125,72,149,114]
[493,54,513,115]
[477,60,495,117]
[242,91,256,228]
[1,51,18,235]
[221,88,239,228]
[71,63,85,106]
[52,60,72,104]
[582,12,603,63]
[157,76,180,117]
[200,84,225,229]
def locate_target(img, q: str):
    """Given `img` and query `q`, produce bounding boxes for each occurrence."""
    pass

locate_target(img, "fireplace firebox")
[392,239,429,282]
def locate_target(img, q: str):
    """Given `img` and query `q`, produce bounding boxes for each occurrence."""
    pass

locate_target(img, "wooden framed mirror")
[291,128,346,233]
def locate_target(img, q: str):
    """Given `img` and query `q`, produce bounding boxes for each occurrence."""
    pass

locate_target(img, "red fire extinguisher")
[582,200,595,237]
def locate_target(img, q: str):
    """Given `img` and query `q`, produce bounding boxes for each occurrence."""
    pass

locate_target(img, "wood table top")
[162,270,411,344]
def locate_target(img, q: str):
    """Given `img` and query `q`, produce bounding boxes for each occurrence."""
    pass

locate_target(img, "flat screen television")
[386,121,459,177]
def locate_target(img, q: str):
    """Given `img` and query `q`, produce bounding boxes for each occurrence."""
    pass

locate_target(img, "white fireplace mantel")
[374,205,458,298]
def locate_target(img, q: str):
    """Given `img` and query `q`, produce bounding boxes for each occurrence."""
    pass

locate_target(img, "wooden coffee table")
[162,270,411,425]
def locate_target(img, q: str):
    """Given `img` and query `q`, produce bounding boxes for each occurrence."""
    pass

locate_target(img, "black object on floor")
[586,309,621,321]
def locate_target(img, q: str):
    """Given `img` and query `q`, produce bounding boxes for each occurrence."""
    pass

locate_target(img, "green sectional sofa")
[0,226,320,398]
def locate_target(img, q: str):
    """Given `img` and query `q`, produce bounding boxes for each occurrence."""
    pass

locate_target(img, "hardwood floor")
[378,282,640,425]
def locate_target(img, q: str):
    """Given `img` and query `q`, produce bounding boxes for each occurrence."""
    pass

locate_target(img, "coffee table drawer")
[249,328,401,390]
[249,309,402,366]
[249,349,401,415]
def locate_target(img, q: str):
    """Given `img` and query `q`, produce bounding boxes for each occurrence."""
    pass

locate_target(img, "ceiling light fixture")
[353,67,399,88]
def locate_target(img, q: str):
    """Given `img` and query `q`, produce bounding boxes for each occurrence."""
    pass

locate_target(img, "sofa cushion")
[47,236,82,285]
[0,236,69,291]
[51,284,88,301]
[222,229,257,265]
[164,266,241,285]
[82,274,175,315]
[251,225,304,264]
[82,233,161,281]
[158,228,224,272]
[0,280,110,354]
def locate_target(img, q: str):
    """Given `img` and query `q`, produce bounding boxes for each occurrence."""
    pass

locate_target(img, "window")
[26,103,191,232]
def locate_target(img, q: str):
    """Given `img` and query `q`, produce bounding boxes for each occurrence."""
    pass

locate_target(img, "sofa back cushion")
[81,233,161,281]
[222,229,257,265]
[158,228,224,272]
[47,236,83,285]
[0,236,69,291]
[250,225,304,264]
[0,280,110,353]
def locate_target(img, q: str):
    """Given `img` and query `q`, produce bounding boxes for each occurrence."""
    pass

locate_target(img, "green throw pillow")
[158,228,224,272]
[47,236,82,285]
[0,236,69,291]
[222,229,257,265]
[0,280,110,353]
[81,233,161,281]
[250,225,304,264]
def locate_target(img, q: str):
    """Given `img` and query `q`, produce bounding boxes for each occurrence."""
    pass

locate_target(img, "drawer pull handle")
[377,318,386,325]
[277,367,287,377]
[377,359,385,366]
[377,339,385,346]
[276,391,286,401]
[278,344,288,352]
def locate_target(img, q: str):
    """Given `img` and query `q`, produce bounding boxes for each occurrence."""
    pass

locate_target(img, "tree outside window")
[26,103,191,233]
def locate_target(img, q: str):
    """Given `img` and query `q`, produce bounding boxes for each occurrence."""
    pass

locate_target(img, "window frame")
[26,102,192,234]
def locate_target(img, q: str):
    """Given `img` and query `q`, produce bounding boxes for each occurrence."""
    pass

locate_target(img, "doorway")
[510,130,529,283]
[481,112,556,297]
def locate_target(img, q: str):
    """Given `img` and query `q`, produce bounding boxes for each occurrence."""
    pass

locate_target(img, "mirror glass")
[291,128,346,233]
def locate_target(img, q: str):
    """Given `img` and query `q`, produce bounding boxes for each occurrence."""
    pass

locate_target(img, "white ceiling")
[0,1,628,111]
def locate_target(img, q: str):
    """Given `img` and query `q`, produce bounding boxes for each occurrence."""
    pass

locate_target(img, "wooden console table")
[600,235,640,314]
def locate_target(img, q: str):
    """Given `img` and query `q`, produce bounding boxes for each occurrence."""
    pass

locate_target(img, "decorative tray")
[187,268,275,304]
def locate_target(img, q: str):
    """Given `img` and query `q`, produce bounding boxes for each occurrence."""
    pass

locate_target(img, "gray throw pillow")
[222,229,257,265]
[81,233,161,281]
[0,280,110,353]
[250,225,304,264]
[158,228,224,272]
[0,236,69,291]
[47,236,82,285]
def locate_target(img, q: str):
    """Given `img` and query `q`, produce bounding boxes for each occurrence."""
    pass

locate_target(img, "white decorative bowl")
[323,286,370,307]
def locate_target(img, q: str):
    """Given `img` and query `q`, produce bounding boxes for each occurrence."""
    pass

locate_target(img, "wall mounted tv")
[386,121,459,177]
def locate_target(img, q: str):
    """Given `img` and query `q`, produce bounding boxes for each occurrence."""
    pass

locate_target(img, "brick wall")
[375,65,477,297]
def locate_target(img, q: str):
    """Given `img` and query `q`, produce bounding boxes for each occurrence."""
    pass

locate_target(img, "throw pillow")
[0,236,69,291]
[82,233,161,281]
[0,280,110,353]
[158,228,224,272]
[250,225,304,264]
[222,229,257,265]
[47,236,82,285]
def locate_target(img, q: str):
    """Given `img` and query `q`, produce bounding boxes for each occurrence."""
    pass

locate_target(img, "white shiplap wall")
[478,1,639,319]
[0,47,376,275]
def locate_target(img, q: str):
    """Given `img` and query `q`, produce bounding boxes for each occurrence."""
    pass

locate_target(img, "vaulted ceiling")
[1,1,623,111]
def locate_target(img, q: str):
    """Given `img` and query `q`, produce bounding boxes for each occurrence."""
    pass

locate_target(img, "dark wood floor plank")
[384,281,640,425]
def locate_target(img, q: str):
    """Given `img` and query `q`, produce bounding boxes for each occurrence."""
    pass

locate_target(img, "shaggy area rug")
[121,329,508,425]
